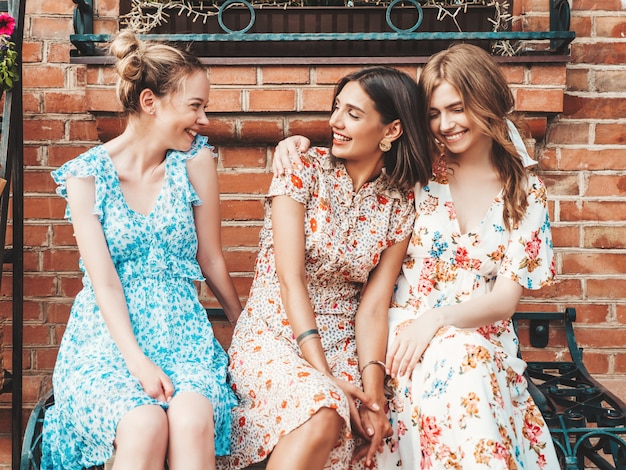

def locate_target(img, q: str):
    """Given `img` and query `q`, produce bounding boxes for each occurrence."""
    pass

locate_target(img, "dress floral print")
[377,155,559,470]
[217,148,415,470]
[42,135,237,469]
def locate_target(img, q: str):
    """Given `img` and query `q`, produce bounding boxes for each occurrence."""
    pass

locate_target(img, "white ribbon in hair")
[506,119,538,168]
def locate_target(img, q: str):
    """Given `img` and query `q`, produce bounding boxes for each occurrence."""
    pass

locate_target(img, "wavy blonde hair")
[419,43,530,230]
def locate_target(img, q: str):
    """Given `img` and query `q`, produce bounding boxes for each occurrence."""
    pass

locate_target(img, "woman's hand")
[272,135,311,176]
[127,355,175,403]
[329,376,381,438]
[353,401,392,467]
[386,312,442,379]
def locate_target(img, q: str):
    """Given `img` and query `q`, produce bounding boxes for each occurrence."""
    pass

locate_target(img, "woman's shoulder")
[303,146,332,169]
[377,174,416,208]
[50,145,112,208]
[51,145,109,183]
[169,134,215,162]
[524,170,549,206]
[288,146,331,181]
[525,169,546,187]
[69,145,109,166]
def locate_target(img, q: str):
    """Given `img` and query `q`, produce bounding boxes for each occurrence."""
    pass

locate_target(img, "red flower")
[417,277,433,295]
[537,454,547,469]
[0,14,15,37]
[290,174,303,189]
[455,246,470,265]
[524,230,542,259]
[421,415,442,447]
[522,421,543,445]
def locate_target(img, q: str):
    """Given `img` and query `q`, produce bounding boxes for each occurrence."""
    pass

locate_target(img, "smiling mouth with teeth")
[443,131,466,142]
[333,133,351,142]
[186,129,198,137]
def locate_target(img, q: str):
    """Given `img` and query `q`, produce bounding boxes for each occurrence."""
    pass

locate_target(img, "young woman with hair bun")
[42,30,242,470]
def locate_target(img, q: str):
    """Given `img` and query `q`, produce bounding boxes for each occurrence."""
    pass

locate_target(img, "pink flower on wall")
[0,13,18,91]
[0,13,15,36]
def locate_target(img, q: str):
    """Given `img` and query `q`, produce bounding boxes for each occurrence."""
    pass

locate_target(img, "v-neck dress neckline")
[102,149,168,218]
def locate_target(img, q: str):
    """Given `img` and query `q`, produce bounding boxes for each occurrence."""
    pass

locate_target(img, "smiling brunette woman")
[42,31,242,470]
[217,67,431,470]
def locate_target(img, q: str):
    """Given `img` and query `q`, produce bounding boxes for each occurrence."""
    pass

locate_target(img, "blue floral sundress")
[42,135,237,469]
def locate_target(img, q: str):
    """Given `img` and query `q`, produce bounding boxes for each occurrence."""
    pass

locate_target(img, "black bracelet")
[296,328,319,344]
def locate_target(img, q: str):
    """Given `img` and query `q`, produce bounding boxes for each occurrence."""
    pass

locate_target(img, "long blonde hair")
[419,43,530,230]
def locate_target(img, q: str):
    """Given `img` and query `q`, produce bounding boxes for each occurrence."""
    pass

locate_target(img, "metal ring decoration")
[218,0,256,34]
[385,0,423,33]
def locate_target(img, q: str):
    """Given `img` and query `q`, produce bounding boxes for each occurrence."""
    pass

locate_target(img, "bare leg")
[167,392,216,470]
[267,407,343,470]
[113,404,168,470]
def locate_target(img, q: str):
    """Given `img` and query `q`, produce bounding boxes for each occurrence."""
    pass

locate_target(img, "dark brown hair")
[332,67,432,191]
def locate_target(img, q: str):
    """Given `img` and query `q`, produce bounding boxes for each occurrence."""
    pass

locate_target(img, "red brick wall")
[1,0,626,466]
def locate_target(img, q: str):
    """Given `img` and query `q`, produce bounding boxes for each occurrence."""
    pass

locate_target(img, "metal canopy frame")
[69,0,575,58]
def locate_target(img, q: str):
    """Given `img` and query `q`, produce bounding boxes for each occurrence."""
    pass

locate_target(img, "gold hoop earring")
[379,139,392,152]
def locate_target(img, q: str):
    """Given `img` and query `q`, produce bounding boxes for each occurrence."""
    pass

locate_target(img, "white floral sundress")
[377,155,559,470]
[217,148,416,470]
[42,135,237,469]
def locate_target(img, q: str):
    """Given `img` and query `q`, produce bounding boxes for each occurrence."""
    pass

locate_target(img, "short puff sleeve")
[51,147,108,223]
[266,147,322,204]
[499,174,556,290]
[167,134,217,207]
[385,188,416,246]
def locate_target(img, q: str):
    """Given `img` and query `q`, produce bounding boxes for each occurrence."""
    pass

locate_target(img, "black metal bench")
[513,308,626,469]
[21,307,626,469]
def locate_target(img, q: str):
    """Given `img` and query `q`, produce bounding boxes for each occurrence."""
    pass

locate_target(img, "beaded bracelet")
[360,360,386,375]
[296,328,319,345]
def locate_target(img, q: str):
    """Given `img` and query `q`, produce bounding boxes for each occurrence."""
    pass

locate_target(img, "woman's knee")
[116,405,168,452]
[167,392,215,438]
[306,407,343,445]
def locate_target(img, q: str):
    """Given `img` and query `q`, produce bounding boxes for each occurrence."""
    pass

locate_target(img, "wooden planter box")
[136,4,498,57]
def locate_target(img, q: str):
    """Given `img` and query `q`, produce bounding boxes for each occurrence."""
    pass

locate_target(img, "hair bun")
[109,29,204,114]
[110,30,146,83]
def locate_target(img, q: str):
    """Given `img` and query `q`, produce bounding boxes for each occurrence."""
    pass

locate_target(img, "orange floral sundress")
[218,148,415,470]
